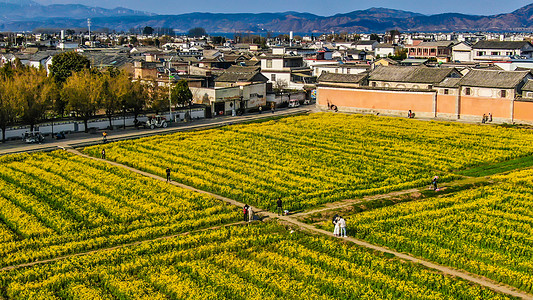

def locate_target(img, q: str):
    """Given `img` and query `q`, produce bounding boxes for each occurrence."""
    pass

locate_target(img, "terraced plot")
[0,151,239,268]
[85,113,533,211]
[0,222,513,300]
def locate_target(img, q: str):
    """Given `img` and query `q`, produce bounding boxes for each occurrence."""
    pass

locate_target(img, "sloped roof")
[414,41,454,48]
[460,69,530,88]
[472,41,532,50]
[436,77,461,88]
[215,69,268,82]
[225,65,260,73]
[522,79,533,91]
[317,72,368,84]
[369,66,457,84]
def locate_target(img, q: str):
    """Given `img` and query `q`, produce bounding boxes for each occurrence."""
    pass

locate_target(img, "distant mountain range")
[2,1,533,33]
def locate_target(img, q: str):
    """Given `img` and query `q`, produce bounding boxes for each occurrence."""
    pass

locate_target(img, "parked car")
[288,99,300,108]
[144,115,168,129]
[23,131,44,144]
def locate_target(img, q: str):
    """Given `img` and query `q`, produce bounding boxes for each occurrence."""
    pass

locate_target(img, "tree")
[188,27,207,38]
[49,51,91,84]
[62,69,103,132]
[142,26,154,35]
[16,68,55,132]
[126,81,147,124]
[101,68,132,129]
[171,79,193,107]
[0,77,20,143]
[370,33,381,43]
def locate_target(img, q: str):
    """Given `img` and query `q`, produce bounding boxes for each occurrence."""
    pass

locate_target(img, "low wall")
[3,108,206,140]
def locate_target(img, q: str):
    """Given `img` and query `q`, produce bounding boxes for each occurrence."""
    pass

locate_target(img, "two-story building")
[260,54,313,90]
[472,41,533,61]
[368,65,461,90]
[214,65,268,88]
[407,41,454,62]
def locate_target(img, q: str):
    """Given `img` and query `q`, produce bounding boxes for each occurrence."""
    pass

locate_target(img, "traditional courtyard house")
[457,69,532,122]
[452,42,473,62]
[407,41,454,63]
[312,62,370,77]
[472,41,533,61]
[214,65,268,88]
[317,72,368,88]
[375,43,397,58]
[368,65,461,90]
[351,40,379,51]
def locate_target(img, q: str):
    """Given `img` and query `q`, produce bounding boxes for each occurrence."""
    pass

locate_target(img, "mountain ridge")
[2,4,533,32]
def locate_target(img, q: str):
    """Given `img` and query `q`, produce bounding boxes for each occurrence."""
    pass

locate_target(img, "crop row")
[84,113,533,211]
[0,222,511,300]
[0,151,239,268]
[324,168,533,293]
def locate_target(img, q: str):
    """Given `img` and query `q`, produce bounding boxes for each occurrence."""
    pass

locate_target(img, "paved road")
[0,107,312,156]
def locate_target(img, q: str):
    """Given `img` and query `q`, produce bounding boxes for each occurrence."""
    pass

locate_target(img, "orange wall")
[436,95,456,114]
[460,96,511,118]
[514,101,533,121]
[318,87,434,112]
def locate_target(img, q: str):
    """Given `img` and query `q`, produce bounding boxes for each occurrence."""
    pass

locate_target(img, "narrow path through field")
[0,221,246,273]
[63,148,533,300]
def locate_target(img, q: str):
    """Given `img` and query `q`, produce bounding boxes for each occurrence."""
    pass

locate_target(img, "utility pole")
[87,18,91,47]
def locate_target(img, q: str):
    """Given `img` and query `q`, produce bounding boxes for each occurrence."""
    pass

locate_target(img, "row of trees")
[0,52,193,142]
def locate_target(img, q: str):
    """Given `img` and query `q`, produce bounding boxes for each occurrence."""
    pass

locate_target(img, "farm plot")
[85,113,533,211]
[317,169,533,293]
[0,222,512,300]
[0,151,239,268]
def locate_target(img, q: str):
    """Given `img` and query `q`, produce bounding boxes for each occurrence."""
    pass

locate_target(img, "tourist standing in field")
[248,206,253,222]
[101,148,105,159]
[277,198,283,216]
[166,167,171,182]
[333,217,340,236]
[431,176,439,190]
[338,217,347,237]
[243,205,249,222]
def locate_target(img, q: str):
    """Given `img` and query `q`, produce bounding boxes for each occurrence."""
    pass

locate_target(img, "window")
[491,51,499,56]
[266,59,272,68]
[507,52,512,56]
[428,85,433,90]
[372,82,377,87]
[501,90,507,98]
[477,51,485,56]
[444,89,449,95]
[271,74,276,82]
[465,87,471,95]
[347,68,350,74]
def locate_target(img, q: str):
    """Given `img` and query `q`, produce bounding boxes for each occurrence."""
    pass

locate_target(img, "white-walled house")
[452,42,473,62]
[472,41,533,61]
[260,55,312,90]
[375,43,397,57]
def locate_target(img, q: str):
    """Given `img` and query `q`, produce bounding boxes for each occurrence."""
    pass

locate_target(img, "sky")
[34,0,533,16]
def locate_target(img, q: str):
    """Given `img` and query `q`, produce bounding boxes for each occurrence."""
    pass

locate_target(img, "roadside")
[0,107,312,156]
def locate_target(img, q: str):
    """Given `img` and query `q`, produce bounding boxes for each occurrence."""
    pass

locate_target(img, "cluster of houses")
[5,30,533,123]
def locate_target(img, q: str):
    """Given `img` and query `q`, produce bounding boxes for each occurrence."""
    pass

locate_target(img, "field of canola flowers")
[85,113,533,211]
[0,222,513,300]
[317,169,533,293]
[0,151,239,268]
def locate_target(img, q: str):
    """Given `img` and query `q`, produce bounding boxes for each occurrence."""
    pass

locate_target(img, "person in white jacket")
[333,216,340,236]
[338,217,347,237]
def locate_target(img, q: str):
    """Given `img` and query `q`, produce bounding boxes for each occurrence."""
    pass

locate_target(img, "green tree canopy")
[49,51,91,84]
[188,27,207,38]
[62,69,103,132]
[171,79,193,107]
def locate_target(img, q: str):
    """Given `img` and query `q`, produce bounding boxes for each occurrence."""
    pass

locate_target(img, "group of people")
[482,113,493,123]
[243,204,254,222]
[332,214,347,237]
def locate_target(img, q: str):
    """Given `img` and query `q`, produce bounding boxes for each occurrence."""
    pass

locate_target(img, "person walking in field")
[277,198,283,216]
[166,167,171,182]
[247,206,254,222]
[333,216,340,237]
[101,148,106,159]
[338,216,347,237]
[243,204,249,222]
[431,176,439,191]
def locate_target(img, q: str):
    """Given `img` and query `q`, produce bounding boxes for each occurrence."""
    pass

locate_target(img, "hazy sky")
[34,0,533,16]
